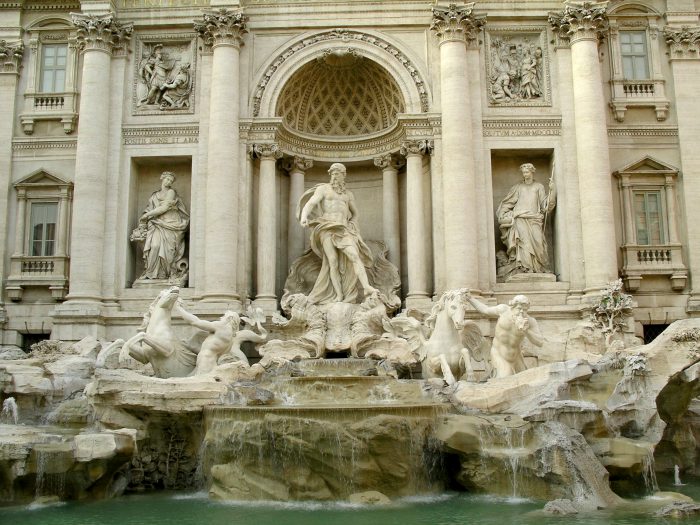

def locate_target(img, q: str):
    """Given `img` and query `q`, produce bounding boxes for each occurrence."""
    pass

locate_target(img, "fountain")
[0,206,699,517]
[1,397,18,425]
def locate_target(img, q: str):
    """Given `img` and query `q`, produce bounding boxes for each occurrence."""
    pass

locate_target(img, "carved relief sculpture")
[496,163,556,279]
[130,171,190,286]
[133,37,196,113]
[486,29,550,106]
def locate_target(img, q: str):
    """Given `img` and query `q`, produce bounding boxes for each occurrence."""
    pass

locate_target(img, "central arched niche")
[276,50,405,137]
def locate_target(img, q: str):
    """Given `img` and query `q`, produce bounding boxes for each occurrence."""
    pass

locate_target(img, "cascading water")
[641,451,659,494]
[1,397,19,425]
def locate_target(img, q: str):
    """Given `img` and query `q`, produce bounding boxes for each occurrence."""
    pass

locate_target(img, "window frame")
[19,17,79,135]
[39,43,69,94]
[29,201,59,257]
[607,4,669,122]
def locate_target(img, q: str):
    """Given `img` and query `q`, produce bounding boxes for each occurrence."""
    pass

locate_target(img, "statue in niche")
[130,171,190,285]
[465,293,544,379]
[298,162,378,305]
[496,163,556,278]
[175,304,268,375]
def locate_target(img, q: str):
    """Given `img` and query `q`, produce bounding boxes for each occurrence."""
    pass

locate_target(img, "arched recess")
[252,29,432,119]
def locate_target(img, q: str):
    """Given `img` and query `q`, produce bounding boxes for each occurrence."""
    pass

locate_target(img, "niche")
[127,156,192,288]
[490,150,556,283]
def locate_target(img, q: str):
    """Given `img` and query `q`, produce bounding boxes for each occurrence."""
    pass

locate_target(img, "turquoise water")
[1,485,698,525]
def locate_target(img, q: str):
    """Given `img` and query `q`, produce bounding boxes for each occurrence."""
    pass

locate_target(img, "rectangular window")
[40,44,67,93]
[620,31,649,80]
[634,191,664,245]
[30,202,58,256]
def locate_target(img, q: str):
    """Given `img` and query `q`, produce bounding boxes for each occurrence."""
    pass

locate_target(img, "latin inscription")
[120,0,209,8]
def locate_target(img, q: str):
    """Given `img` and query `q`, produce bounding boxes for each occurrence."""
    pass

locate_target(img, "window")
[5,170,72,302]
[19,19,79,135]
[633,191,664,245]
[607,5,669,122]
[614,157,687,292]
[40,44,68,93]
[620,31,649,80]
[30,203,58,256]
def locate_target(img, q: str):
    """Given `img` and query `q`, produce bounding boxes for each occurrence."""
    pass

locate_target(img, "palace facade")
[1,0,699,350]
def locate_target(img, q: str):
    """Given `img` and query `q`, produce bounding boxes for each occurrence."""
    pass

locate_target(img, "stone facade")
[0,0,698,349]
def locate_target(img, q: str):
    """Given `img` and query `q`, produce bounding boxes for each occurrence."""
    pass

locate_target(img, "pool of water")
[1,481,698,525]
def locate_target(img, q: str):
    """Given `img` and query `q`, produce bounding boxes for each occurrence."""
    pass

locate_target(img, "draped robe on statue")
[496,181,552,274]
[296,184,374,305]
[141,192,189,279]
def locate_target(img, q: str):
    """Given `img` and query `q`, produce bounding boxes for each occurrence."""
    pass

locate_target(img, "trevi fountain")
[1,0,700,524]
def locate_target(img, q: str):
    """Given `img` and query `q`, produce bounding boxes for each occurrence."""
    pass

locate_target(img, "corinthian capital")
[400,140,434,157]
[71,13,133,54]
[549,1,608,45]
[194,8,248,48]
[0,40,24,74]
[249,143,282,160]
[374,153,405,171]
[430,3,486,46]
[283,156,313,173]
[664,26,700,60]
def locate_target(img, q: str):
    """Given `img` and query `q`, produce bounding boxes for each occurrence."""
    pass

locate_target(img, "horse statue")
[421,289,485,385]
[119,286,199,378]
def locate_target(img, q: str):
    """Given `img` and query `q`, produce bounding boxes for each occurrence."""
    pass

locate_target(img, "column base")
[199,293,242,311]
[253,296,278,315]
[686,294,700,316]
[405,294,432,311]
[50,302,107,342]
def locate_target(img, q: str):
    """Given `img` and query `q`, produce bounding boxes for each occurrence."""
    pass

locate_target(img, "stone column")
[284,156,313,268]
[664,25,700,310]
[550,2,618,293]
[194,9,247,305]
[374,153,404,273]
[0,38,22,323]
[251,143,282,313]
[64,14,132,303]
[431,3,485,292]
[401,140,433,307]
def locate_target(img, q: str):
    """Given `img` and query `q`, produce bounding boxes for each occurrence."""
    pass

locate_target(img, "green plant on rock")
[592,279,633,349]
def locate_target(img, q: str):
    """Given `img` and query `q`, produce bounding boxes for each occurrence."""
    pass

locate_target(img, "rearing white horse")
[422,289,484,385]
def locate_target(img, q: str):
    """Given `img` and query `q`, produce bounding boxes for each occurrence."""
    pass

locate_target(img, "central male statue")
[298,163,378,304]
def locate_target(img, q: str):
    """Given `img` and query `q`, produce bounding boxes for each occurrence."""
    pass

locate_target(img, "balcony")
[19,91,78,135]
[621,243,687,292]
[6,255,69,301]
[610,78,669,122]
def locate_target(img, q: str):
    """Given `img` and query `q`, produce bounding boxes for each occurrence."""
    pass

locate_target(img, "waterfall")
[1,397,19,424]
[641,451,659,494]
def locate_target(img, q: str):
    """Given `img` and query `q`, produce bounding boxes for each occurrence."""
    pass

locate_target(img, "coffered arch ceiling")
[276,51,405,138]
